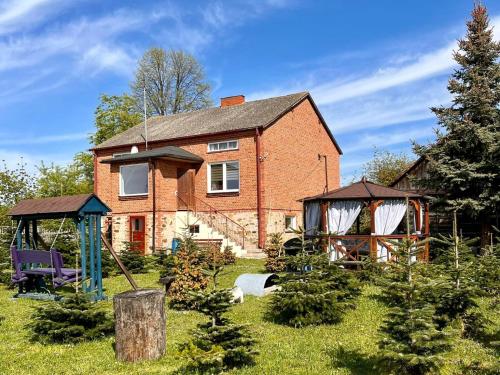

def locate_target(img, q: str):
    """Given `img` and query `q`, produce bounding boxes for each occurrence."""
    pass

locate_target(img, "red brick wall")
[94,130,258,215]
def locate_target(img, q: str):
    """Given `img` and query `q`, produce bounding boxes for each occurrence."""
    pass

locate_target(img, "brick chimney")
[220,95,245,107]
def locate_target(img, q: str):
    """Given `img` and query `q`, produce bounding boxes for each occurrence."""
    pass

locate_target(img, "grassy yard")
[0,259,498,375]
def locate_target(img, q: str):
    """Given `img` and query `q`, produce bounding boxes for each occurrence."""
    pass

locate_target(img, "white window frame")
[207,161,240,193]
[207,140,239,153]
[119,163,149,197]
[285,215,297,232]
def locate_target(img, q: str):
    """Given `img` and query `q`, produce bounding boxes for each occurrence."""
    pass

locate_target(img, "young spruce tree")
[169,237,209,310]
[414,4,500,245]
[377,233,451,374]
[179,261,257,373]
[28,294,114,344]
[267,231,360,327]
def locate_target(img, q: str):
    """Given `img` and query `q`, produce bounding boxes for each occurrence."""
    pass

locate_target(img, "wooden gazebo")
[302,178,430,263]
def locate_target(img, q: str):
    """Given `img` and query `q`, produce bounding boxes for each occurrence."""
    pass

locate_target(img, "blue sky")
[0,0,499,184]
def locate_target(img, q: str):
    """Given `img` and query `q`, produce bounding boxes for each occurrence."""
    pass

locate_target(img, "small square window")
[207,140,238,153]
[189,225,200,234]
[285,216,297,232]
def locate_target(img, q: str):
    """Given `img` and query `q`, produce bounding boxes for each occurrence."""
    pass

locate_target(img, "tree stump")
[114,289,166,362]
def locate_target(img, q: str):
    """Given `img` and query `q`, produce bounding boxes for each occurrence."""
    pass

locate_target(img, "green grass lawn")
[0,259,498,375]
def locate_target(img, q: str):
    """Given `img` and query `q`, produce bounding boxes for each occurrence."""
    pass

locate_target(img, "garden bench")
[10,246,81,289]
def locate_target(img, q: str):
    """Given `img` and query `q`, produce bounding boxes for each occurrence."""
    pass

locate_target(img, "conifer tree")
[414,4,500,245]
[377,237,451,375]
[169,237,209,309]
[28,294,114,344]
[267,232,360,327]
[119,241,146,274]
[424,214,484,336]
[179,265,257,373]
[222,246,236,265]
[264,233,286,273]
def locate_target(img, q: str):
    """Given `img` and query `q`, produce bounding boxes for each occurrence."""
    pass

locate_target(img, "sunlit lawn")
[0,259,498,375]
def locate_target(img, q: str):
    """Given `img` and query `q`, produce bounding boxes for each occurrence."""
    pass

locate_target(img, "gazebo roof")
[302,178,425,201]
[9,194,110,219]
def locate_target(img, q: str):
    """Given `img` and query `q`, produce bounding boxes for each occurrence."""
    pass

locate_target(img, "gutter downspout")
[256,128,265,249]
[151,158,156,253]
[93,151,98,194]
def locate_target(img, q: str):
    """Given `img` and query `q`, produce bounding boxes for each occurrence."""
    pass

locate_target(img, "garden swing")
[8,193,110,301]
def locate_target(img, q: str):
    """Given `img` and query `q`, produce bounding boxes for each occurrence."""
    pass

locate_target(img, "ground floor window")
[285,215,297,232]
[189,224,200,234]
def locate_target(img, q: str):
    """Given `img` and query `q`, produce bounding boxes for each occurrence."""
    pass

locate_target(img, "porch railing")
[176,193,246,249]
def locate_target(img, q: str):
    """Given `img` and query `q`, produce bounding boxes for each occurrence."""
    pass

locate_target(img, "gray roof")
[100,146,203,164]
[93,92,342,153]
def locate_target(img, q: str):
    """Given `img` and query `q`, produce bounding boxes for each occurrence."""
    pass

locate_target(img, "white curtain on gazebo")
[374,199,406,262]
[413,201,424,233]
[328,200,362,261]
[305,201,321,234]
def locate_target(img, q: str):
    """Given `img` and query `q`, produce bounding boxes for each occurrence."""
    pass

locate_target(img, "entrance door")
[177,168,195,210]
[129,216,145,254]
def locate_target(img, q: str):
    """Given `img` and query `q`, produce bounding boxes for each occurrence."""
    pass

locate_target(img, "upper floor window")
[208,161,239,193]
[208,140,238,153]
[113,152,131,158]
[120,163,148,196]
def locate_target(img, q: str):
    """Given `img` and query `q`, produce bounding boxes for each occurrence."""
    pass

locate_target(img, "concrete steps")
[174,211,266,259]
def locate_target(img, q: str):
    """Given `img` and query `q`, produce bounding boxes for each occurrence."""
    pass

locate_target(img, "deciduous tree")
[90,94,142,146]
[131,48,212,116]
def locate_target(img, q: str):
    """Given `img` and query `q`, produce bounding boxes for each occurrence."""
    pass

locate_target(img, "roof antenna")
[144,85,148,150]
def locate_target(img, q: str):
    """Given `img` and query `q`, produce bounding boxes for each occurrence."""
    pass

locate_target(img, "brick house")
[92,92,342,257]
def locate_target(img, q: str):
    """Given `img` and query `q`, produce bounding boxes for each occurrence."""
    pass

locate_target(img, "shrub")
[0,226,13,285]
[267,254,360,327]
[155,251,177,278]
[263,233,285,273]
[222,246,236,265]
[101,250,119,278]
[28,294,114,344]
[119,241,146,274]
[179,288,257,373]
[169,238,209,310]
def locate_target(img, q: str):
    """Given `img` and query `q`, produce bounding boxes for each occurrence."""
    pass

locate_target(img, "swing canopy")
[10,193,110,220]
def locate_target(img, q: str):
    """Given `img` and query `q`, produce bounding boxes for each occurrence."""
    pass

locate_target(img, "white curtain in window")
[328,200,362,261]
[305,202,320,234]
[374,199,406,262]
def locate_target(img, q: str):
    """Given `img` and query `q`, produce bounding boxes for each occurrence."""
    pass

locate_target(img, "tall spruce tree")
[414,4,500,244]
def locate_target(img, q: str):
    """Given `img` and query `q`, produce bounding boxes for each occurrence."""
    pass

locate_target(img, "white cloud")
[0,148,72,173]
[0,132,89,146]
[0,0,65,35]
[341,125,435,154]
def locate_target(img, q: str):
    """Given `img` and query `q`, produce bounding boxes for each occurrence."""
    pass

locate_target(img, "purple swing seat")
[10,247,81,288]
